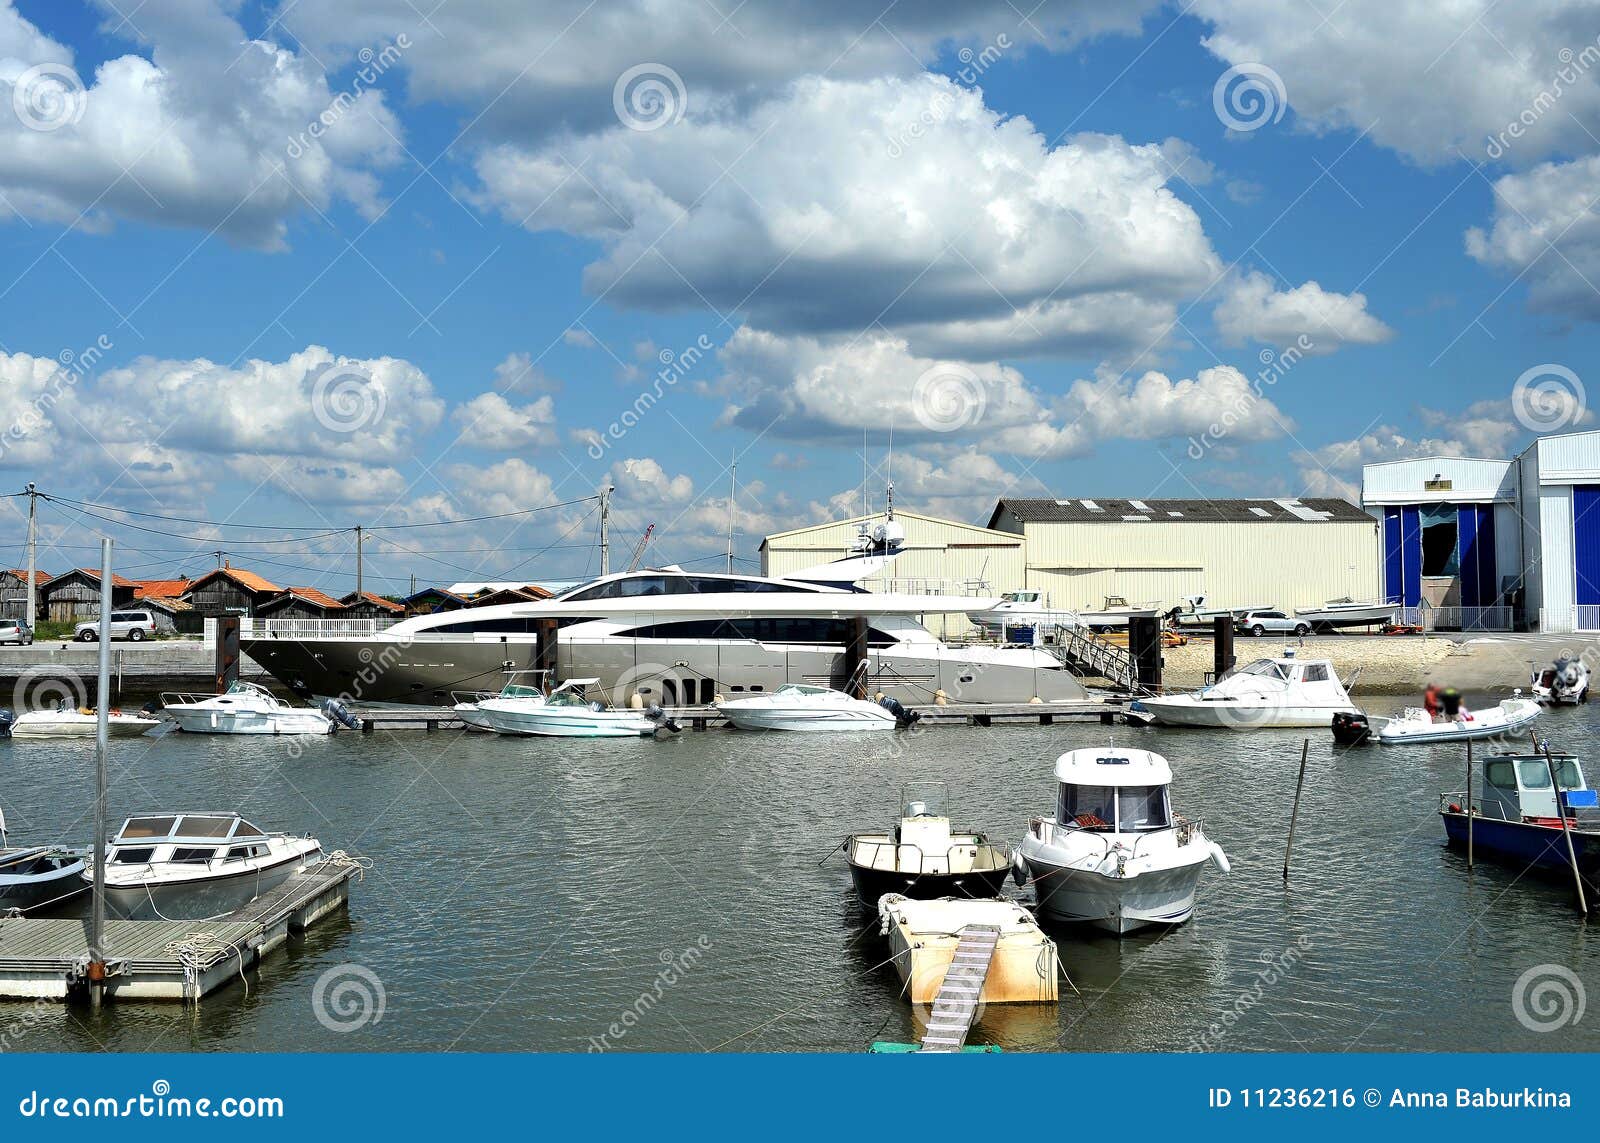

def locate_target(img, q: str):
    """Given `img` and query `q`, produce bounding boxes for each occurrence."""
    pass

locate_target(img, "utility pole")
[355,525,364,597]
[24,483,36,632]
[598,486,614,576]
[726,458,737,574]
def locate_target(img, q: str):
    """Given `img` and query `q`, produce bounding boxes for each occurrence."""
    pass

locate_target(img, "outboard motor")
[644,703,681,733]
[1330,711,1370,746]
[321,698,363,731]
[0,709,11,739]
[876,695,922,729]
[139,699,162,717]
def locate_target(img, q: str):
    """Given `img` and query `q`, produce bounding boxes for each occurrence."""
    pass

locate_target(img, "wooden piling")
[1283,738,1310,884]
[1212,615,1235,679]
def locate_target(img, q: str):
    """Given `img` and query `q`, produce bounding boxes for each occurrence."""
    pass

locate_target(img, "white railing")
[204,617,403,641]
[1393,604,1514,632]
[1539,606,1600,634]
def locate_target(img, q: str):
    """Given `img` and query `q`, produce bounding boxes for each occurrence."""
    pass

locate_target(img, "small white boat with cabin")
[1016,747,1229,934]
[717,682,915,732]
[1292,598,1399,629]
[86,812,323,921]
[1531,657,1590,705]
[450,691,498,732]
[1166,594,1273,628]
[1074,595,1164,630]
[161,680,336,735]
[7,703,159,738]
[1132,651,1359,729]
[475,675,675,738]
[965,590,1080,636]
[1374,696,1541,744]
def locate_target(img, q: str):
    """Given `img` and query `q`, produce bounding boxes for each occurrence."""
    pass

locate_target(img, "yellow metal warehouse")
[987,498,1381,614]
[759,510,1023,637]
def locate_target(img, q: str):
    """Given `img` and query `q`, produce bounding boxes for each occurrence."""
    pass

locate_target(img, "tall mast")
[599,485,614,576]
[24,483,36,632]
[726,458,737,574]
[88,537,112,1010]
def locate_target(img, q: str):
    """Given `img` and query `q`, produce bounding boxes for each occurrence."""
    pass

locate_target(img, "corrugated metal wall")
[1540,485,1574,614]
[1018,519,1380,610]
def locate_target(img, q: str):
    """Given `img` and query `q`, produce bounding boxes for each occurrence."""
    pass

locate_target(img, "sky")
[0,0,1597,596]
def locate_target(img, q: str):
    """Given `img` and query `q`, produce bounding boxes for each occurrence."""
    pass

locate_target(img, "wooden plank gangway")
[919,924,1002,1053]
[0,860,357,1003]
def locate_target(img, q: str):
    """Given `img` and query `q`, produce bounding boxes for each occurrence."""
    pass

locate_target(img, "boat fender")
[1011,849,1029,887]
[1208,843,1231,874]
[0,709,10,739]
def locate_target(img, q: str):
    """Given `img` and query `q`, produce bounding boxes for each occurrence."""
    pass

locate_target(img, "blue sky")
[0,0,1596,594]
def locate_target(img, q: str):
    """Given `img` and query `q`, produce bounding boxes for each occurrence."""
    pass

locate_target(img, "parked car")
[74,610,159,642]
[0,618,32,646]
[1235,610,1311,638]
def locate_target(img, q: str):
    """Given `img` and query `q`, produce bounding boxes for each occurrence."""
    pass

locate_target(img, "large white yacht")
[244,568,1091,707]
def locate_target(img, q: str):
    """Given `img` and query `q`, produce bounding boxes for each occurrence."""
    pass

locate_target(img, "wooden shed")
[0,569,49,620]
[179,566,284,618]
[38,569,138,622]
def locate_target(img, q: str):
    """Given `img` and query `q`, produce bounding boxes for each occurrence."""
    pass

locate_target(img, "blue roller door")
[1382,505,1423,607]
[1574,486,1600,607]
[1457,505,1496,607]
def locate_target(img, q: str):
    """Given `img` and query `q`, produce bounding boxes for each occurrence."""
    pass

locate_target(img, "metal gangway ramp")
[918,924,1001,1053]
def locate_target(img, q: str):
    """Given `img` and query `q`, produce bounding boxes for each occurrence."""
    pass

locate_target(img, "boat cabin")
[999,591,1040,605]
[1477,753,1600,826]
[108,813,273,866]
[1053,748,1173,833]
[1213,655,1348,698]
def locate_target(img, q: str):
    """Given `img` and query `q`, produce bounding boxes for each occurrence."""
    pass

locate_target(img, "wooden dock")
[350,695,1128,733]
[0,861,356,1003]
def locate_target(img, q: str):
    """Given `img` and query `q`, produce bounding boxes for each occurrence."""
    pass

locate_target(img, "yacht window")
[112,847,155,864]
[176,815,237,838]
[1485,760,1517,789]
[621,618,897,646]
[231,820,265,838]
[1115,785,1170,831]
[1059,784,1117,829]
[1237,660,1288,681]
[1301,664,1330,683]
[120,816,177,839]
[225,844,266,861]
[171,847,219,863]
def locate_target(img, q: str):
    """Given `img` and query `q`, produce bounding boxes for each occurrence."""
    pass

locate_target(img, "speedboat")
[717,683,915,732]
[161,680,336,735]
[1532,657,1590,705]
[0,845,86,914]
[7,703,159,738]
[87,812,323,921]
[1132,652,1359,729]
[1440,749,1599,886]
[1016,747,1229,934]
[1292,598,1399,629]
[1375,696,1541,744]
[450,691,498,732]
[843,801,1012,904]
[475,677,675,738]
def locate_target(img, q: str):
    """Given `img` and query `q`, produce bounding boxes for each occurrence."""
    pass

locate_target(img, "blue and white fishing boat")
[1440,748,1600,885]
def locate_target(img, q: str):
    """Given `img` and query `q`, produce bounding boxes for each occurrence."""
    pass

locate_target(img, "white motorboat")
[161,680,336,735]
[966,590,1081,636]
[450,691,499,732]
[1374,697,1541,744]
[1166,595,1273,628]
[1016,746,1229,934]
[1075,595,1164,631]
[1532,657,1590,705]
[1292,598,1399,629]
[475,676,675,738]
[717,683,914,732]
[7,703,159,738]
[86,812,323,921]
[1132,652,1359,729]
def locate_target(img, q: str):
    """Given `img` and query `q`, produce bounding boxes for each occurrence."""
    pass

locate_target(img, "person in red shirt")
[1423,682,1441,720]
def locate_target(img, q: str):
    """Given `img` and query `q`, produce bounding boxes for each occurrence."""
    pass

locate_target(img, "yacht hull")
[98,849,319,922]
[243,636,1088,707]
[1133,698,1356,728]
[1021,853,1207,934]
[166,709,333,735]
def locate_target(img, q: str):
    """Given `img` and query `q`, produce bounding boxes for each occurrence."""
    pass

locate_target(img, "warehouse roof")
[988,497,1371,527]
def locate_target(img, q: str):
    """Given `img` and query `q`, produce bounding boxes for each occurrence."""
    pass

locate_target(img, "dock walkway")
[0,860,355,1003]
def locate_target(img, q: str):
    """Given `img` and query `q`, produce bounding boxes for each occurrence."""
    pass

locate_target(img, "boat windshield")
[1235,659,1289,681]
[1059,783,1170,831]
[1515,759,1583,790]
[1004,592,1038,603]
[500,684,544,698]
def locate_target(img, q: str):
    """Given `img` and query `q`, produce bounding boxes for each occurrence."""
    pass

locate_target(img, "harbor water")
[2,693,1596,1053]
